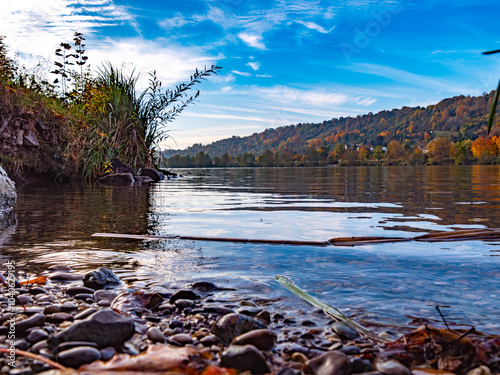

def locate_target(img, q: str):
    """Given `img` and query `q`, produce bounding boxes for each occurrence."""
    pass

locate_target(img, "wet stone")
[169,319,184,329]
[75,293,93,301]
[49,273,83,281]
[31,340,48,353]
[26,329,48,344]
[351,358,375,374]
[83,267,121,290]
[147,326,165,343]
[305,351,351,375]
[93,289,118,303]
[48,309,134,349]
[37,294,56,303]
[200,334,218,346]
[57,346,101,368]
[60,302,78,312]
[46,312,74,324]
[221,344,271,374]
[212,313,266,345]
[332,321,359,341]
[43,305,61,315]
[236,306,262,316]
[191,281,218,292]
[232,328,277,351]
[8,368,34,375]
[256,310,271,325]
[66,286,95,296]
[175,299,194,310]
[14,338,30,350]
[170,290,200,303]
[169,333,193,346]
[100,346,116,361]
[17,295,33,304]
[28,287,49,295]
[98,300,111,307]
[31,359,52,373]
[375,359,411,375]
[291,352,308,363]
[53,341,98,355]
[341,346,361,355]
[75,308,97,320]
[48,265,72,272]
[14,313,45,333]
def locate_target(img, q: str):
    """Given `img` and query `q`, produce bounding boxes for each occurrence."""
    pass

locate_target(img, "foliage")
[0,34,220,181]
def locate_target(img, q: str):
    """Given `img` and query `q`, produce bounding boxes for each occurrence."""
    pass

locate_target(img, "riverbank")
[0,265,498,375]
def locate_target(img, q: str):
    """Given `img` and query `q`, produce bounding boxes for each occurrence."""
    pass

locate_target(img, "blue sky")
[2,0,500,149]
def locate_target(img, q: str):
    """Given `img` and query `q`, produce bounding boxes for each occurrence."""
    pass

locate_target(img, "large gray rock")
[0,165,16,214]
[47,309,134,349]
[97,173,134,186]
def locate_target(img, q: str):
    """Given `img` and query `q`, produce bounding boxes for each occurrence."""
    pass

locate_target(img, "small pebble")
[57,346,102,368]
[147,326,165,343]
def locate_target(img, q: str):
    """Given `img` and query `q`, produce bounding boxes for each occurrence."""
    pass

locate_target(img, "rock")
[97,173,135,186]
[57,346,101,368]
[100,347,116,361]
[75,308,97,320]
[200,334,218,346]
[332,321,359,340]
[53,341,98,355]
[305,351,351,375]
[75,293,94,301]
[17,295,34,304]
[31,340,48,353]
[147,327,164,343]
[135,175,153,184]
[169,319,184,329]
[93,289,118,303]
[175,299,194,310]
[46,312,74,324]
[375,359,411,375]
[202,306,234,316]
[0,165,16,213]
[49,272,83,281]
[170,290,200,303]
[191,281,218,292]
[60,302,78,312]
[351,358,375,374]
[291,352,309,363]
[256,310,271,325]
[43,305,61,314]
[232,329,276,351]
[169,333,193,346]
[28,287,49,295]
[66,286,95,296]
[340,346,361,355]
[48,265,72,272]
[14,313,45,333]
[467,366,492,375]
[212,313,266,345]
[140,168,162,182]
[83,268,120,290]
[48,309,134,349]
[26,329,49,344]
[159,169,178,177]
[221,344,270,374]
[111,159,137,175]
[236,306,262,316]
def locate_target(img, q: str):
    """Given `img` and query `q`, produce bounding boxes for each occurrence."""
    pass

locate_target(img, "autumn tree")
[426,137,453,164]
[385,140,405,161]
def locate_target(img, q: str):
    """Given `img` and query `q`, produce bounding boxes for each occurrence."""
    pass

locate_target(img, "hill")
[164,91,500,167]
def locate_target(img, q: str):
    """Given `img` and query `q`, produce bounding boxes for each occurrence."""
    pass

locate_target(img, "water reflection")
[0,166,499,333]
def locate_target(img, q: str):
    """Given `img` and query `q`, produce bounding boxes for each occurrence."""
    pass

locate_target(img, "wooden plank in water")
[92,232,330,246]
[328,236,411,246]
[414,228,500,242]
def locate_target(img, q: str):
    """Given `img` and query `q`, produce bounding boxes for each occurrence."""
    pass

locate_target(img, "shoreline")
[0,266,498,375]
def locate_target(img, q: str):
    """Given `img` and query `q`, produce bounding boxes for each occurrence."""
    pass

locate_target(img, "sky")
[1,0,500,149]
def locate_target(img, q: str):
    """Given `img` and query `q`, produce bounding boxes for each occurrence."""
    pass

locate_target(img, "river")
[1,165,499,333]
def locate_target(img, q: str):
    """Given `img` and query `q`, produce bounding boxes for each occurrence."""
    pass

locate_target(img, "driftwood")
[92,228,500,247]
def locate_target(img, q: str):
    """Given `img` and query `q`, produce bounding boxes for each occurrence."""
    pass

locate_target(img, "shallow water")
[1,165,499,333]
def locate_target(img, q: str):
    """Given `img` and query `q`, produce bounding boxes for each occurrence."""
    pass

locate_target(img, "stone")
[291,352,308,363]
[191,281,218,292]
[100,347,116,361]
[31,340,48,354]
[351,357,375,374]
[341,346,361,355]
[49,272,83,281]
[256,311,271,325]
[111,158,137,175]
[375,359,411,375]
[93,289,118,303]
[0,165,16,213]
[75,293,94,301]
[212,313,266,345]
[75,308,97,320]
[159,169,178,177]
[332,321,359,340]
[175,299,194,310]
[221,344,270,374]
[169,333,193,346]
[43,305,61,314]
[236,306,262,317]
[60,302,79,312]
[140,168,162,182]
[232,329,276,351]
[147,327,165,343]
[26,329,49,344]
[170,290,200,303]
[53,341,98,355]
[305,351,351,375]
[17,295,34,304]
[200,334,218,346]
[57,346,101,368]
[48,265,72,272]
[135,176,153,184]
[169,319,184,329]
[48,309,134,349]
[66,286,95,296]
[46,312,74,324]
[467,366,493,375]
[28,287,49,295]
[97,173,135,186]
[14,313,45,333]
[83,268,120,290]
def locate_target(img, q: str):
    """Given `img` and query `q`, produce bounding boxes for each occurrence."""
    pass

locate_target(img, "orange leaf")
[20,276,47,285]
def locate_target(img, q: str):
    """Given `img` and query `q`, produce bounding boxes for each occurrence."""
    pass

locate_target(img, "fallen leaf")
[20,276,47,285]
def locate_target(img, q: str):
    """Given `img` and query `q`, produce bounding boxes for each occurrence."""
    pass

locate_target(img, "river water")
[1,165,499,333]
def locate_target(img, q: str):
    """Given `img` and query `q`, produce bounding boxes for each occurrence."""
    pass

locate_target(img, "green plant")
[483,49,500,134]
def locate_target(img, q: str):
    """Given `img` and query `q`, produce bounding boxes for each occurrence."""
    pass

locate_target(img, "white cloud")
[159,15,192,29]
[256,74,273,78]
[238,33,266,49]
[294,20,334,33]
[247,61,260,71]
[231,70,252,77]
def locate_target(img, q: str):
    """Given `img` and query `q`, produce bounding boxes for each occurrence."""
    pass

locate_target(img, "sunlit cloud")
[238,33,266,49]
[247,61,261,71]
[231,70,252,77]
[294,20,334,33]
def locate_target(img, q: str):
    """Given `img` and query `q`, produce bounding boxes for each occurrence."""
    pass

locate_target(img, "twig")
[457,327,476,340]
[435,305,450,331]
[0,347,67,370]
